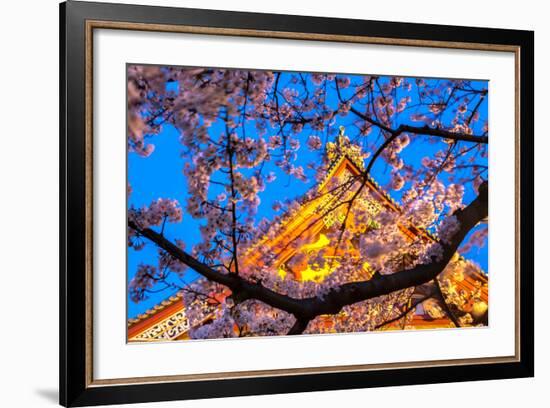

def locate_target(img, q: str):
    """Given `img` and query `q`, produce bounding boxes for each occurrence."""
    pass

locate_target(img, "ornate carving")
[359,197,383,216]
[131,310,190,341]
[323,210,342,228]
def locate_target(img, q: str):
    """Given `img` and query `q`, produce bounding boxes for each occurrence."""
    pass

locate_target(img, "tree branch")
[333,78,488,144]
[397,124,488,144]
[128,181,488,325]
[433,276,461,328]
[287,318,311,335]
[300,182,488,317]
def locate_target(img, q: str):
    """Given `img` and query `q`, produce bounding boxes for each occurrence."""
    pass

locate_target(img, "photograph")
[126,65,489,342]
[49,0,537,406]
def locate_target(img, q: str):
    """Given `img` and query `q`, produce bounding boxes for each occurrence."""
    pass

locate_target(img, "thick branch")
[287,318,311,335]
[128,182,488,324]
[129,219,308,316]
[397,124,488,144]
[300,182,488,317]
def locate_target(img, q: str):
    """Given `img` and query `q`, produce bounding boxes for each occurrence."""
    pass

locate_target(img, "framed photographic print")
[60,0,534,406]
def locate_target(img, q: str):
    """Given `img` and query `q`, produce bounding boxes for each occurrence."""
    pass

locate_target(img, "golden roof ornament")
[325,125,366,170]
[337,125,346,145]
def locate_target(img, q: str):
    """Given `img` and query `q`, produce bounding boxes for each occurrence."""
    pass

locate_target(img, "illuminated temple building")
[128,128,488,342]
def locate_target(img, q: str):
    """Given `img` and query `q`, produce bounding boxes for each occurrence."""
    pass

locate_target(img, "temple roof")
[128,292,184,326]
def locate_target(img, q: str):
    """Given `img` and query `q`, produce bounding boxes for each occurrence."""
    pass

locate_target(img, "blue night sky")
[127,70,488,319]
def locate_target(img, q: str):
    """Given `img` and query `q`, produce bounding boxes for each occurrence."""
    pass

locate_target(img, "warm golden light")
[300,262,339,282]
